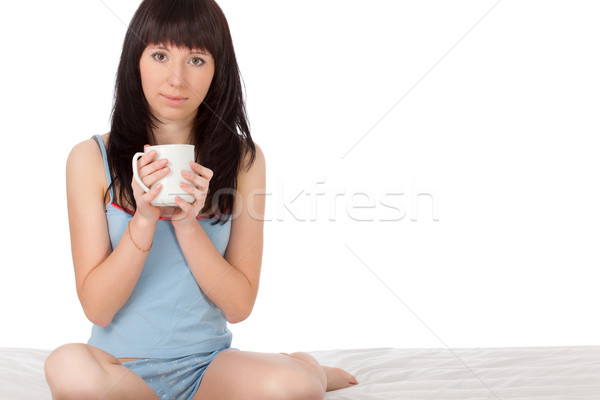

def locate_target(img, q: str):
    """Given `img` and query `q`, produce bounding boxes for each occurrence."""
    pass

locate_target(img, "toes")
[344,370,358,384]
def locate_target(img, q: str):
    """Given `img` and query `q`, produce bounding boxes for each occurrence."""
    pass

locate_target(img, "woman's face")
[139,43,215,124]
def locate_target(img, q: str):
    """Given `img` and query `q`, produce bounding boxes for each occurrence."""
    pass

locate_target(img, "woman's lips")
[161,94,187,106]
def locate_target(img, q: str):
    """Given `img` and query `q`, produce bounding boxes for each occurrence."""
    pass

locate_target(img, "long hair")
[107,0,255,224]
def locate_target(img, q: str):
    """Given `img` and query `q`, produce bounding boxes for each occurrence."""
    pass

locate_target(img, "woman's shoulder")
[240,141,265,174]
[236,141,265,195]
[66,133,110,194]
[67,132,109,163]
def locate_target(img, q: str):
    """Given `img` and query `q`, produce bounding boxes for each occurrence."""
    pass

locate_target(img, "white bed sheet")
[0,348,51,400]
[1,346,599,399]
[310,346,600,399]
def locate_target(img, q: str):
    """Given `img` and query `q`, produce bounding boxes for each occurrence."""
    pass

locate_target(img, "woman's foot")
[280,352,358,392]
[322,365,358,391]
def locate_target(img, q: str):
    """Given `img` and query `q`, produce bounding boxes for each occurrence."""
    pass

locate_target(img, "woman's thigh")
[44,343,159,400]
[193,349,326,400]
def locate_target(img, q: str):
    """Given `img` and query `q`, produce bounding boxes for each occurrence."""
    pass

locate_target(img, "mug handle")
[132,152,151,192]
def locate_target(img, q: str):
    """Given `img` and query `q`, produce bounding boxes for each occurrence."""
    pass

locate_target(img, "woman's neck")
[151,113,196,145]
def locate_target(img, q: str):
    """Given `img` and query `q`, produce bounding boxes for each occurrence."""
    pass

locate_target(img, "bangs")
[136,0,222,58]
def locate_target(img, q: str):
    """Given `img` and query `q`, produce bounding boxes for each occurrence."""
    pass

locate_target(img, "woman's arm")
[173,145,266,323]
[67,138,160,327]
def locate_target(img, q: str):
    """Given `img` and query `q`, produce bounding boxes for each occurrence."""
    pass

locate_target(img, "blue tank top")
[87,135,233,358]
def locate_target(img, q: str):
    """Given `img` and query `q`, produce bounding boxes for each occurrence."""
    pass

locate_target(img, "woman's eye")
[190,57,204,66]
[152,52,167,62]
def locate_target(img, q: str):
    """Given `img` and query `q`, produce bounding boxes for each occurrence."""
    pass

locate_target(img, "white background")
[1,0,598,354]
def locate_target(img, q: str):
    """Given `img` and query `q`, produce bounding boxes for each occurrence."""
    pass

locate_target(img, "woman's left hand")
[170,161,214,229]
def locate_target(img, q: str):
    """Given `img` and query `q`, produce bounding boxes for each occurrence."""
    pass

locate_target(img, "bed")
[2,346,599,399]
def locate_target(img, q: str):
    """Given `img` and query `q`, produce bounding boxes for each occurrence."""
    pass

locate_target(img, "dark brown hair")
[107,0,255,224]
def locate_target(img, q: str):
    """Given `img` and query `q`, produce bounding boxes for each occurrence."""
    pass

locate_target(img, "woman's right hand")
[131,145,170,222]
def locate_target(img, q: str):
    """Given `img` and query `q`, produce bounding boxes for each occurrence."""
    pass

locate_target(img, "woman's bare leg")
[193,349,357,400]
[281,352,358,391]
[44,343,158,400]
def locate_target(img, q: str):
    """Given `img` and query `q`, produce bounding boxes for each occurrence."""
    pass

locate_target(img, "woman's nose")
[167,64,185,87]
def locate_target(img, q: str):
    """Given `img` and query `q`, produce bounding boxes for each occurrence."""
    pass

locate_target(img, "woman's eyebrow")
[189,48,210,55]
[151,45,209,55]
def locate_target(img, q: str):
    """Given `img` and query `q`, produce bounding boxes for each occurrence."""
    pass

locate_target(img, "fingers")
[142,182,163,203]
[130,176,162,222]
[137,150,170,188]
[174,195,192,213]
[180,181,208,200]
[131,176,162,201]
[181,162,211,190]
[189,162,213,181]
[177,166,209,218]
[143,163,170,188]
[137,150,164,172]
[181,170,209,191]
[138,149,157,167]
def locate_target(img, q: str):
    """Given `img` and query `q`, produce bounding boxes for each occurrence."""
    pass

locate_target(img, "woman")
[44,0,358,399]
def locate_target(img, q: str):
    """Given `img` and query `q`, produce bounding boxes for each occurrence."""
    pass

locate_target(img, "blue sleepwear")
[89,135,238,398]
[121,347,238,400]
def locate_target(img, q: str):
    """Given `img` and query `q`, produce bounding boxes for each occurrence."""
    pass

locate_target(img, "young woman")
[44,0,357,399]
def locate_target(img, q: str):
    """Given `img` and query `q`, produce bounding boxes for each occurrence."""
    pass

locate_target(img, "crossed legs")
[44,343,159,399]
[44,344,357,400]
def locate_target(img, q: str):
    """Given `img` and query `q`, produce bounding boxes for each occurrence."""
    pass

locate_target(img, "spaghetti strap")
[92,134,115,203]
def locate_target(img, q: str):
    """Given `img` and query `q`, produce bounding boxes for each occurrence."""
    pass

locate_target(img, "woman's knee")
[285,352,327,390]
[44,343,108,399]
[263,366,325,400]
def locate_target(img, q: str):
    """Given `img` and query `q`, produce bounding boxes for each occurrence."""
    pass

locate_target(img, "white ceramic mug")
[132,144,195,206]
